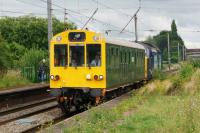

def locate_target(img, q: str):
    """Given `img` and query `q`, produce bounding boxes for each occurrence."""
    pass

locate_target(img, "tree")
[0,16,76,50]
[171,19,178,39]
[145,20,184,63]
[0,35,12,75]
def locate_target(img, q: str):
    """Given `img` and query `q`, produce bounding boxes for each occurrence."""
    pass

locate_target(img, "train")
[50,30,161,112]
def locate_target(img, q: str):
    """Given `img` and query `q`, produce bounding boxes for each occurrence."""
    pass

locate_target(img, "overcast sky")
[1,0,200,49]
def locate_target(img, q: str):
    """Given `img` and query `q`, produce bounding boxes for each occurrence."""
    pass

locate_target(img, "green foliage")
[190,59,200,68]
[0,70,31,89]
[152,69,166,80]
[20,49,48,69]
[178,63,194,81]
[0,16,76,50]
[0,35,12,75]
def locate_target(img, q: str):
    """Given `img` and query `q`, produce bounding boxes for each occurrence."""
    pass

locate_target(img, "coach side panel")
[106,43,145,89]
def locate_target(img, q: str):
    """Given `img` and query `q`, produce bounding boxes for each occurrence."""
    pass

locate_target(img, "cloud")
[1,0,200,49]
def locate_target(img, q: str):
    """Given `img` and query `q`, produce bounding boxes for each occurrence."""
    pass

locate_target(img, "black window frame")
[86,44,101,67]
[54,44,68,67]
[68,32,86,42]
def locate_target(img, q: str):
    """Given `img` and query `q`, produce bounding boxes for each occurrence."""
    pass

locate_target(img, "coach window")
[87,44,101,67]
[69,45,84,67]
[54,45,67,67]
[128,52,131,64]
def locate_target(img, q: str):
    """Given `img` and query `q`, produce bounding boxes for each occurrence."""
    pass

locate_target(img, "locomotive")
[50,30,161,112]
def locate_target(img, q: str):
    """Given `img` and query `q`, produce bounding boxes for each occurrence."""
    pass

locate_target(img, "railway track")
[0,84,50,111]
[0,98,62,133]
[0,97,57,125]
[163,68,179,76]
[0,98,83,133]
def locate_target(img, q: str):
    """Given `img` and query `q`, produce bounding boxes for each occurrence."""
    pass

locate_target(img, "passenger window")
[87,44,101,67]
[116,48,118,56]
[54,45,67,67]
[111,48,114,55]
[120,51,122,63]
[132,51,135,63]
[124,52,127,63]
[69,45,84,67]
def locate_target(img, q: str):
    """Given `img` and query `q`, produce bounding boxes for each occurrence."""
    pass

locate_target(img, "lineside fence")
[21,66,49,83]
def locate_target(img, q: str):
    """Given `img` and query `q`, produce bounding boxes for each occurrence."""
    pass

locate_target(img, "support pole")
[134,15,138,42]
[47,0,52,52]
[178,42,180,63]
[64,8,67,24]
[167,33,171,70]
[182,45,185,61]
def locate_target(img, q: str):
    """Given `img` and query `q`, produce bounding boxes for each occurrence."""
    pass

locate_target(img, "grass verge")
[0,70,31,90]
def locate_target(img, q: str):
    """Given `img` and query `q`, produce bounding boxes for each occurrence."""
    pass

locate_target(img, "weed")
[0,70,31,90]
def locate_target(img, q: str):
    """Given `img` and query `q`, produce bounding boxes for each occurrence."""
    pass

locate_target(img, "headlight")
[50,75,54,80]
[86,74,91,80]
[99,75,103,80]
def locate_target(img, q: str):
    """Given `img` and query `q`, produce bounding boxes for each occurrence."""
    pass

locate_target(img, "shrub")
[0,36,12,75]
[20,49,48,69]
[178,63,194,81]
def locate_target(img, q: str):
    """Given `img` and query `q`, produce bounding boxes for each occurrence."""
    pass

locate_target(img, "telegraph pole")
[182,45,185,61]
[167,33,171,70]
[134,14,138,42]
[120,0,141,42]
[64,8,67,24]
[47,0,52,53]
[178,42,180,63]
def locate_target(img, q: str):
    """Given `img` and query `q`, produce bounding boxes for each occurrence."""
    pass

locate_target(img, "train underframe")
[51,88,106,113]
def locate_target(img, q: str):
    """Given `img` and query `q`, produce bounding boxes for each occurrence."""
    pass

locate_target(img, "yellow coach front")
[50,30,106,89]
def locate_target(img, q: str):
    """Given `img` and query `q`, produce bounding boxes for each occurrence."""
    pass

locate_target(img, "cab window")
[87,44,101,67]
[54,45,67,67]
[68,32,86,42]
[69,45,84,67]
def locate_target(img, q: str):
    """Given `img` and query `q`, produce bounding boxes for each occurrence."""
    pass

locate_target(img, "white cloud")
[1,0,200,49]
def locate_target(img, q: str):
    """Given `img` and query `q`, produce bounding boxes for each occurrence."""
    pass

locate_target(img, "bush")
[0,36,12,75]
[178,63,194,81]
[20,49,48,69]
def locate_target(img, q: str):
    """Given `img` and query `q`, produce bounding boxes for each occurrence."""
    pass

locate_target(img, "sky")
[1,0,200,49]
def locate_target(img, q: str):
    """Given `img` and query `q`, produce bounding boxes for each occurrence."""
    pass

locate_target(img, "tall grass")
[152,69,166,80]
[190,59,200,68]
[0,70,31,90]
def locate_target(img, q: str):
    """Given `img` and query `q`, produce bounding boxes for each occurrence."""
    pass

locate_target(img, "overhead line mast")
[47,0,52,56]
[81,8,98,30]
[120,0,141,42]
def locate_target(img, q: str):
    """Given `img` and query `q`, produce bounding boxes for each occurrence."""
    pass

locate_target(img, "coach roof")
[105,38,145,50]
